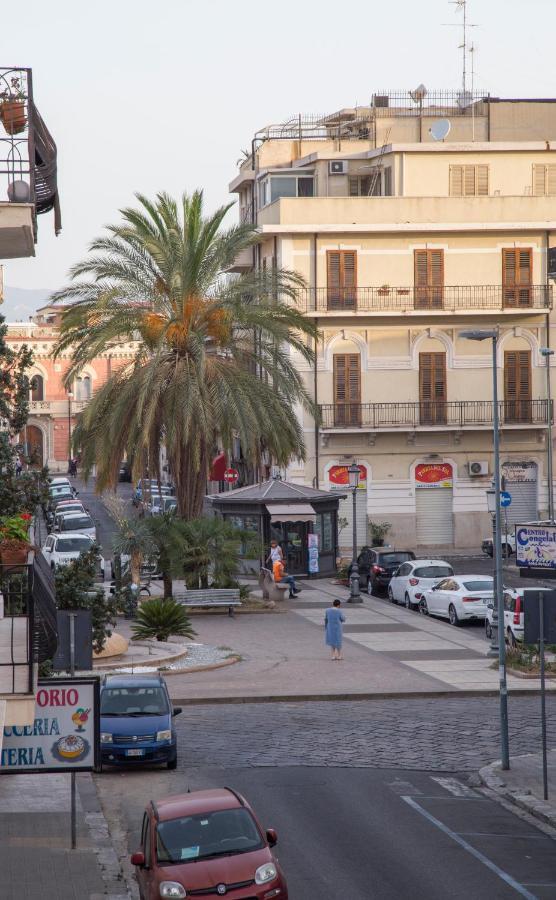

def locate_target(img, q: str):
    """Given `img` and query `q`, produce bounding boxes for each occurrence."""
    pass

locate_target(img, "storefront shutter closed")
[501,465,538,527]
[416,489,454,545]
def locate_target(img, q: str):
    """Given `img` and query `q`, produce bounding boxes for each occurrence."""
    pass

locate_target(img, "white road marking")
[402,796,538,900]
[431,776,479,798]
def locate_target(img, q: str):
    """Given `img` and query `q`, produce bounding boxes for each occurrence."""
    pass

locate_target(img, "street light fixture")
[461,328,509,770]
[539,348,554,522]
[347,462,362,604]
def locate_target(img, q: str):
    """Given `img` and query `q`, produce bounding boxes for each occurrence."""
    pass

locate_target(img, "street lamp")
[67,390,73,471]
[540,348,554,522]
[347,462,362,604]
[461,328,509,770]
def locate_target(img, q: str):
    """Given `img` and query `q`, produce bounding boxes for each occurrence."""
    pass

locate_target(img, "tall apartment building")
[229,90,556,550]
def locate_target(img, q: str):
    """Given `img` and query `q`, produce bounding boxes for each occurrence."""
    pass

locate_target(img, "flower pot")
[1,100,27,135]
[0,541,29,566]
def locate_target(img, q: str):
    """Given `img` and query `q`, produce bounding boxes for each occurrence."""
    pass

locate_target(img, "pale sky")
[3,0,556,292]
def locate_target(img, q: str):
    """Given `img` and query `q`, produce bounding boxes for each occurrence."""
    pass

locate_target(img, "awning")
[266,503,316,523]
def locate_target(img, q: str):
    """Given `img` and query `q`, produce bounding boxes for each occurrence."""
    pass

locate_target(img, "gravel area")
[117,642,238,673]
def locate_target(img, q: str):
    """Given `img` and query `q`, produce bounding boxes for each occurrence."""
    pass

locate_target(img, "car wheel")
[485,620,492,640]
[387,585,395,603]
[404,593,413,611]
[419,598,428,616]
[449,604,460,627]
[366,577,373,595]
[167,756,177,770]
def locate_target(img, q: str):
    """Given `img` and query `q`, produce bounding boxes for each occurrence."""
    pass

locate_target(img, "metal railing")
[297,285,552,313]
[0,562,34,695]
[320,400,552,430]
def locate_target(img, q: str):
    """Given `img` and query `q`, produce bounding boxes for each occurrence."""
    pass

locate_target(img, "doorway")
[270,521,308,575]
[24,425,44,467]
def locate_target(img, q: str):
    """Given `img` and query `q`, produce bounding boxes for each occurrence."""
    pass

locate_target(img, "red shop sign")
[328,464,367,489]
[415,463,453,488]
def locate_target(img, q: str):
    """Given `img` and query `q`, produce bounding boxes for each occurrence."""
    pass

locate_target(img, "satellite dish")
[429,119,451,141]
[410,83,427,103]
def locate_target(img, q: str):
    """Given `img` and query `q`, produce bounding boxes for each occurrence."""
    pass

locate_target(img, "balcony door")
[327,251,357,310]
[504,350,532,423]
[333,354,361,426]
[414,249,444,309]
[419,352,447,425]
[502,249,532,308]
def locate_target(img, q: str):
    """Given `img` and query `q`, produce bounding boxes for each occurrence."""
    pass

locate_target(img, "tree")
[131,597,196,642]
[0,311,36,516]
[51,191,318,518]
[55,547,116,654]
[179,516,250,589]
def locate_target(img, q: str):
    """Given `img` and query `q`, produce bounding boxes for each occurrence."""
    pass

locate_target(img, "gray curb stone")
[479,760,556,829]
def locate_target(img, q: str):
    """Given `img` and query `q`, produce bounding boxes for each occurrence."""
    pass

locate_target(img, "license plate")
[126,749,145,757]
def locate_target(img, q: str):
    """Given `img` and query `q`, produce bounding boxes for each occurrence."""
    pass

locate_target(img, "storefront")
[501,461,538,527]
[414,462,454,545]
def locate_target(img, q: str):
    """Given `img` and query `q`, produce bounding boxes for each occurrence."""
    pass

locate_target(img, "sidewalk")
[0,772,129,900]
[480,750,556,831]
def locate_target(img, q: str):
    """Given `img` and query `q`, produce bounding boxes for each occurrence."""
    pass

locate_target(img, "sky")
[3,0,556,296]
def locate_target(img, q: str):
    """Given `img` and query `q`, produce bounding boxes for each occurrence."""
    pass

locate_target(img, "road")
[96,697,556,900]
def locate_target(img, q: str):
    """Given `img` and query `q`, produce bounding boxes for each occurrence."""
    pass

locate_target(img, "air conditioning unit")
[329,160,347,175]
[468,460,489,476]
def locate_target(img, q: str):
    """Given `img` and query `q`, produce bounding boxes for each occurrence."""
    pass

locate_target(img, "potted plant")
[0,77,27,135]
[0,513,32,565]
[378,284,390,296]
[368,520,391,547]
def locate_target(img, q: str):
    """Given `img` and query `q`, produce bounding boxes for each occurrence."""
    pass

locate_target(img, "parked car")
[49,502,86,532]
[350,547,416,594]
[49,481,78,499]
[110,552,160,582]
[46,490,77,522]
[388,559,454,609]
[99,674,181,769]
[118,461,132,482]
[133,479,175,506]
[420,574,493,625]
[481,532,515,558]
[131,788,287,900]
[41,532,98,570]
[48,476,72,490]
[483,587,551,646]
[55,511,97,541]
[145,494,178,516]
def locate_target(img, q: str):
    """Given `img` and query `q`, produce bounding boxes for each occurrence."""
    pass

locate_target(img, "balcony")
[320,400,551,431]
[29,399,89,415]
[297,285,552,316]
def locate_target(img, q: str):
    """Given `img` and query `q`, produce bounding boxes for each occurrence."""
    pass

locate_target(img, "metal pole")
[546,354,554,522]
[539,592,549,800]
[492,334,510,770]
[349,487,361,603]
[489,511,499,657]
[69,611,77,848]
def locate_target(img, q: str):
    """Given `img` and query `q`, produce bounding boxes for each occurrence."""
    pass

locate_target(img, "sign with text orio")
[415,463,453,489]
[1,678,99,774]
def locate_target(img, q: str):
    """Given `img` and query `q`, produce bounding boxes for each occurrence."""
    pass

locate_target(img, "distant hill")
[1,286,54,321]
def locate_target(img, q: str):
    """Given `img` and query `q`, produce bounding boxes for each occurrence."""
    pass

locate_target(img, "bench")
[260,567,289,603]
[174,588,241,617]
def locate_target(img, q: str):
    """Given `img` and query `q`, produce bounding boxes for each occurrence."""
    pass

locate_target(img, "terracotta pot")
[0,542,29,565]
[1,100,27,135]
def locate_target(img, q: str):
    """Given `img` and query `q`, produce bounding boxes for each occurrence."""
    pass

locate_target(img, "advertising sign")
[515,524,556,570]
[308,533,319,574]
[1,678,99,774]
[503,462,537,484]
[415,463,453,489]
[328,464,367,491]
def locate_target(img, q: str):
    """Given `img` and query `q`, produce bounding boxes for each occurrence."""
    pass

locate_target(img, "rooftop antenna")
[444,0,479,97]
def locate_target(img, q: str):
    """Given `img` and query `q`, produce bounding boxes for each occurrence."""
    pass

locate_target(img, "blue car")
[99,674,182,770]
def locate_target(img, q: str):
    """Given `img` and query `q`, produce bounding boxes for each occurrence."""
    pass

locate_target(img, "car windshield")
[56,537,92,553]
[461,580,493,592]
[61,516,93,530]
[156,808,263,864]
[380,553,413,565]
[414,566,453,578]
[100,686,169,716]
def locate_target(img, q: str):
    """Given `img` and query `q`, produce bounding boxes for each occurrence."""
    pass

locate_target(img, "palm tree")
[52,191,318,518]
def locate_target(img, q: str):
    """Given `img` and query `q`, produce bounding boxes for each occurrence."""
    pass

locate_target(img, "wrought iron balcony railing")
[320,400,552,430]
[298,285,552,313]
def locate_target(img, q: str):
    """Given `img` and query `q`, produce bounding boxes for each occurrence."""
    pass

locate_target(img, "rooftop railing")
[297,285,552,314]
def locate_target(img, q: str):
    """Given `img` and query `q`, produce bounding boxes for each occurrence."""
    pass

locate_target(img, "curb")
[93,646,188,672]
[479,759,556,830]
[79,774,134,899]
[158,655,241,676]
[167,687,556,705]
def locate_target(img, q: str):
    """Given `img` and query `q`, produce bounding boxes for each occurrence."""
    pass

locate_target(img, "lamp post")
[67,390,73,471]
[347,462,362,603]
[485,487,499,658]
[540,348,554,522]
[461,328,509,770]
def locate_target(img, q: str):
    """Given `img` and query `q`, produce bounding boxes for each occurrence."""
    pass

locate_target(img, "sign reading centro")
[415,463,453,489]
[328,464,367,490]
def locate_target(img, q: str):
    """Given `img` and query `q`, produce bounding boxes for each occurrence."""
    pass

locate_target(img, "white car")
[42,532,97,570]
[484,588,552,646]
[420,574,494,626]
[55,511,97,541]
[388,559,454,610]
[481,532,515,558]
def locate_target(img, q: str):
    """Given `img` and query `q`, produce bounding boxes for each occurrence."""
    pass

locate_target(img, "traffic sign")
[500,491,512,508]
[223,468,239,485]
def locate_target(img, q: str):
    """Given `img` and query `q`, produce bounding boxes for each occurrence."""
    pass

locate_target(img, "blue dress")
[325,607,345,649]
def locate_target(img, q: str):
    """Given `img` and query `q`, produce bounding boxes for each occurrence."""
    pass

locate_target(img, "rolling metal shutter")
[416,489,454,545]
[502,466,538,527]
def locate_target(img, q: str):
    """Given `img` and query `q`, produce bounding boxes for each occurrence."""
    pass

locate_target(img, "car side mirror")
[172,707,182,717]
[130,851,145,867]
[266,828,278,847]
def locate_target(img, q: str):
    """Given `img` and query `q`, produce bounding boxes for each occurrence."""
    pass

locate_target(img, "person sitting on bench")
[273,558,300,598]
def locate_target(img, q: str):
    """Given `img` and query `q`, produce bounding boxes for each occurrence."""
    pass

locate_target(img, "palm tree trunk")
[162,569,173,598]
[174,443,209,519]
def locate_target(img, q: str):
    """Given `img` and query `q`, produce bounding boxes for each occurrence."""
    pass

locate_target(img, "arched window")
[30,374,44,401]
[75,375,92,401]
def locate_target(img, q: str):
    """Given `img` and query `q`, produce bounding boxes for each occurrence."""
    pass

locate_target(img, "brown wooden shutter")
[334,354,361,426]
[348,176,359,196]
[414,249,444,308]
[419,352,447,425]
[327,250,357,310]
[464,166,476,195]
[504,350,531,423]
[450,166,463,196]
[477,165,489,195]
[548,166,556,196]
[502,248,532,307]
[533,165,546,196]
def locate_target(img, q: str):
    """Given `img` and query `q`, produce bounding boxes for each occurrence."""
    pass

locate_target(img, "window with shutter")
[327,251,357,310]
[449,165,489,196]
[504,350,531,423]
[533,164,556,196]
[334,354,361,426]
[348,174,379,196]
[419,353,447,425]
[414,250,444,308]
[502,248,532,307]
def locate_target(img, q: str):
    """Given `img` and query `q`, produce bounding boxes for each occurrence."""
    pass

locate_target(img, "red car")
[131,788,288,899]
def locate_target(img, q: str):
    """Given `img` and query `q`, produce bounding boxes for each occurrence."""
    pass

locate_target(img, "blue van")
[99,674,181,769]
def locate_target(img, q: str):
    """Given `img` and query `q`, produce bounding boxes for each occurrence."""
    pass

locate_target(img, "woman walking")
[325,599,345,660]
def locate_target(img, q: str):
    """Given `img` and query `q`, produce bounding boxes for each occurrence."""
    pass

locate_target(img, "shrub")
[131,598,197,643]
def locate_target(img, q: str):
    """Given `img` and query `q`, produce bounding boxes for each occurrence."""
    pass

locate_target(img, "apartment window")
[414,249,444,309]
[258,173,314,207]
[533,164,556,196]
[449,165,489,196]
[502,248,532,307]
[349,173,381,196]
[30,374,44,401]
[504,350,532,423]
[419,352,447,425]
[327,250,357,310]
[75,375,92,401]
[333,354,361,426]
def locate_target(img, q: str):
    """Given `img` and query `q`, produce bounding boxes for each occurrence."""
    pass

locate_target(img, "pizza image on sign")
[53,734,88,762]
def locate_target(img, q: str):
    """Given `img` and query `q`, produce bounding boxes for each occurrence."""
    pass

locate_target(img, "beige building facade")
[229,91,556,551]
